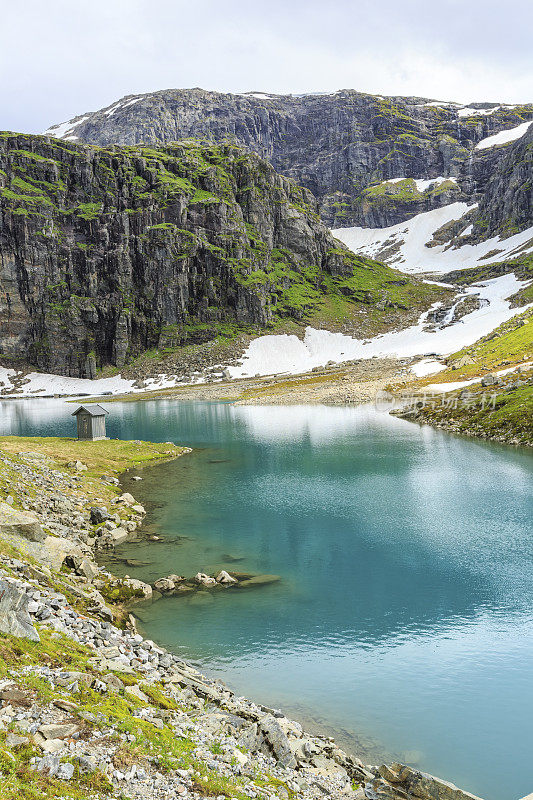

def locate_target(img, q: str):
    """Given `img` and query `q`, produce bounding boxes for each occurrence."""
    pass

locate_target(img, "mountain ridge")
[43,87,533,228]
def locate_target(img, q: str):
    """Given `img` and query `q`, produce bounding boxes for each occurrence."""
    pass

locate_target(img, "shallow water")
[1,399,532,799]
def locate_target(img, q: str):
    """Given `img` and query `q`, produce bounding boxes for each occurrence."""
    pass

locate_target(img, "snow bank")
[425,361,533,392]
[457,107,500,118]
[475,121,533,150]
[229,275,531,378]
[410,359,447,377]
[43,115,90,139]
[332,203,533,274]
[0,367,216,399]
[0,369,134,397]
[382,177,457,192]
[239,92,274,100]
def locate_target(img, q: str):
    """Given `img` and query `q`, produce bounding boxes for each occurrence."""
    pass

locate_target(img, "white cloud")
[0,0,532,134]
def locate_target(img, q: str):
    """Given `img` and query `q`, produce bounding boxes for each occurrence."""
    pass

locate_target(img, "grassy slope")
[417,308,533,387]
[401,380,533,447]
[0,437,185,479]
[399,299,532,446]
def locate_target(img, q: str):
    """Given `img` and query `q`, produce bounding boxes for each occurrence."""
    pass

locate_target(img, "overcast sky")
[2,0,533,134]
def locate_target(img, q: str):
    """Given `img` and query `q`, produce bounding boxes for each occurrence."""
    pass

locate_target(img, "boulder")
[481,374,501,387]
[194,572,216,586]
[124,684,149,703]
[38,723,80,740]
[258,714,297,769]
[237,574,281,589]
[0,502,46,542]
[125,577,152,600]
[118,493,135,505]
[367,764,485,800]
[77,558,99,581]
[216,570,237,584]
[90,507,109,524]
[109,527,128,545]
[154,577,176,593]
[68,460,87,472]
[0,578,40,641]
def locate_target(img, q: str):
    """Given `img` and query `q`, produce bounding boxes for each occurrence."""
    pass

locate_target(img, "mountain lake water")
[1,398,532,800]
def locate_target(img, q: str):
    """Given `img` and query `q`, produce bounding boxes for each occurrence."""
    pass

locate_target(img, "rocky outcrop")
[0,576,40,640]
[43,89,533,226]
[366,763,484,800]
[0,501,46,541]
[1,132,421,377]
[470,123,533,238]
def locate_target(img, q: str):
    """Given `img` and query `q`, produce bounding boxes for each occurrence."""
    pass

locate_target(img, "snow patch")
[332,203,533,274]
[120,97,142,110]
[475,121,533,150]
[425,101,461,108]
[104,103,122,117]
[425,360,533,392]
[457,106,500,118]
[240,92,274,100]
[411,359,447,377]
[382,177,457,192]
[0,370,134,398]
[43,115,90,140]
[229,275,530,378]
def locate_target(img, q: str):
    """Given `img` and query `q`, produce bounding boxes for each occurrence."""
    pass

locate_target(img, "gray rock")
[38,723,80,740]
[77,755,97,773]
[258,714,297,769]
[56,762,75,780]
[77,558,99,580]
[367,763,485,800]
[36,754,61,776]
[0,502,46,542]
[90,507,109,524]
[6,733,29,747]
[0,578,40,641]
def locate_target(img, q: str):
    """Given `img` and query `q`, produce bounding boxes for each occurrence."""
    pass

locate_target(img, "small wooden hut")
[72,404,109,441]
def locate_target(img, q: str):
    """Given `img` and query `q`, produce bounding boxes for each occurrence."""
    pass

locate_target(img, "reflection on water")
[1,399,532,800]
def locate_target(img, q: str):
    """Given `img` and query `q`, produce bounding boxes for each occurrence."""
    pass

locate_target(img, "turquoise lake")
[1,399,532,800]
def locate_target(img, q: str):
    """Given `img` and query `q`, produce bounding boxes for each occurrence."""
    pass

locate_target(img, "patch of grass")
[402,382,533,447]
[420,308,533,385]
[0,436,186,478]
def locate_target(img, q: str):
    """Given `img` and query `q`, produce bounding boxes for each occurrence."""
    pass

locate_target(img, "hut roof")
[71,404,109,417]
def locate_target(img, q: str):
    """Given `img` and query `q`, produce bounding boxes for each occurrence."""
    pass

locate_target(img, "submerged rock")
[237,574,281,589]
[216,570,237,584]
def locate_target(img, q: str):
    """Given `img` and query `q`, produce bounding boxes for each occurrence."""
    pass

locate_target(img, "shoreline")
[0,434,487,800]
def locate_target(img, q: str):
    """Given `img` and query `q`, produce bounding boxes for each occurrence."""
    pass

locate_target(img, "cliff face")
[471,124,533,238]
[0,133,426,378]
[44,89,533,227]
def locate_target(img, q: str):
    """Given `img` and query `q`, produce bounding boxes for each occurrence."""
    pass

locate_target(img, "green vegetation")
[361,177,459,210]
[420,309,533,386]
[0,623,271,800]
[0,436,185,478]
[403,381,533,447]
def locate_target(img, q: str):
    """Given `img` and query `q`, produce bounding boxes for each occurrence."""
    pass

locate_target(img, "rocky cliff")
[472,122,533,237]
[44,89,533,227]
[0,132,433,378]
